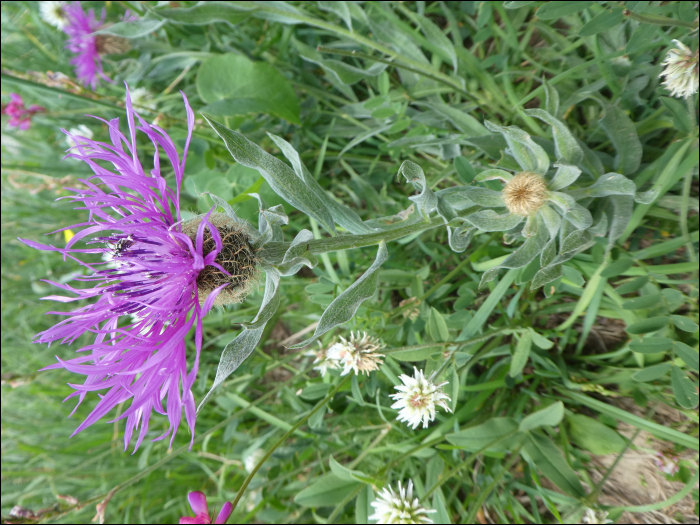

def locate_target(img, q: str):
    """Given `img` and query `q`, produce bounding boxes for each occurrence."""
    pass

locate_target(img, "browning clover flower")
[2,93,45,130]
[20,85,261,451]
[660,40,699,99]
[326,331,384,376]
[180,491,232,525]
[62,2,132,89]
[390,367,451,429]
[369,480,436,524]
[304,344,340,377]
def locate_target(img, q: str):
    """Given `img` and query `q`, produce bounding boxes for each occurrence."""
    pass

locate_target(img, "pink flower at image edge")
[180,492,232,524]
[2,93,44,130]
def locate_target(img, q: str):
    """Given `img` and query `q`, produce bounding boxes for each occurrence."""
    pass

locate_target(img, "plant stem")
[229,375,352,513]
[622,8,699,29]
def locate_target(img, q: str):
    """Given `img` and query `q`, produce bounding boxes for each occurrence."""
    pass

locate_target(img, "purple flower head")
[180,492,232,524]
[2,93,45,130]
[62,2,132,89]
[19,84,255,452]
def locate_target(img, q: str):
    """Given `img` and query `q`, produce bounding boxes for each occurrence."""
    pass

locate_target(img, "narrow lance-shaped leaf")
[158,1,254,25]
[484,120,550,175]
[198,271,281,410]
[464,210,525,232]
[600,104,642,175]
[203,116,337,235]
[524,109,583,165]
[289,242,389,349]
[267,132,375,234]
[275,229,319,276]
[565,172,636,200]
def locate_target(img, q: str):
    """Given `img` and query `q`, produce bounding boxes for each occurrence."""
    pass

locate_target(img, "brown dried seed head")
[95,35,131,55]
[183,213,260,306]
[502,171,548,216]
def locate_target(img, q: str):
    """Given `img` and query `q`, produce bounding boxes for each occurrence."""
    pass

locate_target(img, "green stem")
[229,375,352,513]
[622,8,699,29]
[463,446,522,523]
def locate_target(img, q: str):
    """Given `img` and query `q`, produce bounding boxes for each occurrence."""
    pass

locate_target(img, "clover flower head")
[65,124,93,148]
[581,508,613,524]
[20,84,260,451]
[2,93,45,130]
[660,40,699,99]
[327,331,384,376]
[369,480,436,524]
[304,343,340,377]
[129,87,157,111]
[180,491,232,525]
[40,1,69,29]
[62,2,131,89]
[390,367,451,429]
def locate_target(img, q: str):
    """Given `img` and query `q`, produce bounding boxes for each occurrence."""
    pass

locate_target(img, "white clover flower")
[369,480,436,524]
[40,1,68,29]
[304,344,340,377]
[581,508,613,524]
[390,367,451,429]
[244,448,266,474]
[66,124,94,149]
[327,331,384,376]
[129,87,157,110]
[660,40,699,99]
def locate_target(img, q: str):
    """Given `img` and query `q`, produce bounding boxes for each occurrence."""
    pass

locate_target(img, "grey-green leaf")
[159,1,253,25]
[629,337,673,353]
[632,363,673,382]
[519,402,564,431]
[289,242,388,349]
[524,109,583,165]
[464,210,524,232]
[567,414,626,454]
[94,19,165,38]
[484,120,549,175]
[398,161,438,219]
[626,317,669,335]
[600,105,642,175]
[673,342,699,371]
[671,365,699,409]
[203,116,336,235]
[510,331,532,377]
[428,307,450,342]
[671,315,698,333]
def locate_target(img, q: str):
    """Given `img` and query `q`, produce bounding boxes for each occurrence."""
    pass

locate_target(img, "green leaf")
[198,273,281,410]
[159,1,252,25]
[626,1,650,13]
[454,157,476,184]
[671,366,699,409]
[547,163,582,192]
[672,315,699,333]
[616,276,649,295]
[626,24,658,54]
[432,490,451,525]
[536,1,593,19]
[290,243,388,349]
[418,102,487,137]
[484,121,549,175]
[197,54,300,124]
[578,8,623,36]
[567,414,626,454]
[510,331,532,377]
[629,337,673,354]
[529,328,554,349]
[621,293,662,310]
[203,117,336,234]
[564,390,698,450]
[600,105,642,175]
[660,97,693,134]
[459,187,505,207]
[673,342,699,371]
[626,317,669,335]
[519,402,564,431]
[415,14,458,72]
[523,433,586,497]
[329,456,370,483]
[632,363,673,382]
[294,473,362,507]
[428,307,450,343]
[446,417,520,451]
[391,346,444,362]
[464,209,524,232]
[318,1,352,31]
[94,19,165,38]
[523,110,583,166]
[300,383,332,401]
[355,485,372,524]
[543,78,560,116]
[567,172,637,200]
[504,1,538,8]
[601,257,634,278]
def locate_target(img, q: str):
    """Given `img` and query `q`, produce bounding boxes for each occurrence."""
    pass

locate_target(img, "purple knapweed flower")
[19,85,259,451]
[1,93,45,130]
[62,2,132,89]
[180,492,232,524]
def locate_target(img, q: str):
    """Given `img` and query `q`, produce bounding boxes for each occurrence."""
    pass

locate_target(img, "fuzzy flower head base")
[369,481,436,524]
[390,367,451,429]
[20,84,256,452]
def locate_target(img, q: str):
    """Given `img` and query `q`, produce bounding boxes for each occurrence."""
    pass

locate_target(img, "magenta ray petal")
[21,83,225,452]
[215,502,233,524]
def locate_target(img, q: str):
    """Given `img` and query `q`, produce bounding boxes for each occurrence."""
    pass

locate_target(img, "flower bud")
[502,171,548,216]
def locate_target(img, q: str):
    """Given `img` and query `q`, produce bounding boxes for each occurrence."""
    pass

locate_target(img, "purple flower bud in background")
[2,93,45,130]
